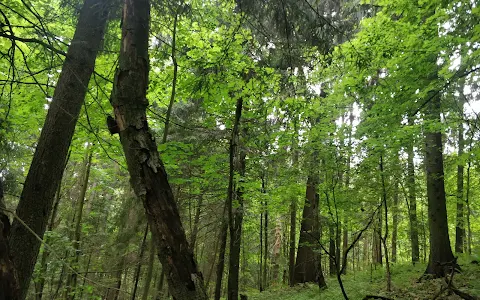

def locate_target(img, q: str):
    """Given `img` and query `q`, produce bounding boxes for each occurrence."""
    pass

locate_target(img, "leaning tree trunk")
[108,0,206,298]
[9,1,110,298]
[294,175,326,288]
[424,90,455,277]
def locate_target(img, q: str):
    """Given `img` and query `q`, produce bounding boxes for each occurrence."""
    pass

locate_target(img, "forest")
[0,0,479,299]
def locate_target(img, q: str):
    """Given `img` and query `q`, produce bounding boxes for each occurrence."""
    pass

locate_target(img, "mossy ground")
[243,255,480,300]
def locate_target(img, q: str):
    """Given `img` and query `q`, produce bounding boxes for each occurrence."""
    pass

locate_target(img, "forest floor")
[245,256,480,300]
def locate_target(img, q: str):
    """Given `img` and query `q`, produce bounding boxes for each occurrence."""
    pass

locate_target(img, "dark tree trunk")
[424,92,455,277]
[294,176,326,288]
[391,182,399,263]
[288,120,298,286]
[227,98,245,300]
[329,224,336,276]
[263,198,268,289]
[109,0,206,298]
[406,116,420,263]
[0,180,19,300]
[142,237,155,300]
[214,213,228,300]
[259,207,263,291]
[9,1,109,298]
[455,89,465,253]
[190,195,203,252]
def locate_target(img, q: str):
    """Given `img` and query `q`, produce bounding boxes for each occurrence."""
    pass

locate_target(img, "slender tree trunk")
[455,90,465,253]
[466,161,472,254]
[329,224,336,276]
[214,207,228,300]
[288,120,298,286]
[424,90,455,277]
[109,0,206,298]
[132,225,149,300]
[379,155,391,292]
[66,149,93,300]
[259,207,263,292]
[0,179,19,299]
[227,98,245,300]
[190,195,203,252]
[391,181,399,263]
[142,236,155,300]
[406,117,420,264]
[294,176,326,288]
[263,197,268,289]
[9,1,109,298]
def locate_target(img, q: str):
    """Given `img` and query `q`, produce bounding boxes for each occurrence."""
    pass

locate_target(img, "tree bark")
[227,98,245,300]
[9,1,109,298]
[294,176,326,288]
[214,209,228,300]
[288,120,298,286]
[391,181,398,263]
[424,91,455,277]
[406,116,420,263]
[109,0,206,298]
[455,87,465,253]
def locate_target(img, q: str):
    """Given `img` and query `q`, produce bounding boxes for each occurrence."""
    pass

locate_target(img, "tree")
[8,1,110,297]
[108,0,207,298]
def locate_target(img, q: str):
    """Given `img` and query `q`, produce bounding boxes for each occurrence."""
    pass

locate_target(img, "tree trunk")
[0,179,19,300]
[455,88,465,253]
[9,1,109,298]
[263,198,268,289]
[227,98,245,300]
[294,176,326,288]
[391,181,398,263]
[406,117,420,264]
[466,161,472,254]
[66,149,93,300]
[214,212,228,300]
[109,0,206,298]
[329,224,336,276]
[190,195,203,253]
[271,222,282,282]
[132,225,149,300]
[142,236,155,300]
[424,91,455,277]
[288,120,298,287]
[259,207,263,292]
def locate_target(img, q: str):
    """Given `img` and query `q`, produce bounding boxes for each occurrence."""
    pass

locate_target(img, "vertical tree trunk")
[141,236,155,300]
[455,89,465,253]
[0,179,19,300]
[424,91,455,277]
[190,195,203,252]
[271,222,282,282]
[342,110,354,275]
[9,1,109,298]
[214,205,228,300]
[391,182,399,263]
[288,120,298,286]
[406,117,420,264]
[294,176,326,288]
[66,149,93,300]
[227,98,245,300]
[466,161,472,254]
[109,0,206,298]
[263,198,268,289]
[329,224,336,276]
[259,207,263,291]
[132,225,149,300]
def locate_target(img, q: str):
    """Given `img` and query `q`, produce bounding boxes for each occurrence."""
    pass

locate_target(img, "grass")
[245,257,480,300]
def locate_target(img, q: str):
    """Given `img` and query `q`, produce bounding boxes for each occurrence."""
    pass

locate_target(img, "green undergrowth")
[245,256,480,300]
